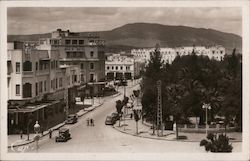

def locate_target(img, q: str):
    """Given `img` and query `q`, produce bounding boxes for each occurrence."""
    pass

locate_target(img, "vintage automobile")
[55,128,71,142]
[105,116,116,125]
[65,114,78,124]
[111,112,120,121]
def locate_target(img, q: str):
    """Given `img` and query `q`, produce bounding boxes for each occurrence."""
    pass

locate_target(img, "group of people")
[86,118,95,126]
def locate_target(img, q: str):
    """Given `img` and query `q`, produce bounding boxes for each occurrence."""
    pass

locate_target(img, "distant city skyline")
[8,7,242,36]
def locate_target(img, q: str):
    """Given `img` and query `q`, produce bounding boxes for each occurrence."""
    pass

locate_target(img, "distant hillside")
[8,23,242,54]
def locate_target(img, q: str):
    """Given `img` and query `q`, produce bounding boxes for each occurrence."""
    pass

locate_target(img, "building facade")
[131,45,226,64]
[38,29,106,83]
[7,41,81,134]
[105,54,141,80]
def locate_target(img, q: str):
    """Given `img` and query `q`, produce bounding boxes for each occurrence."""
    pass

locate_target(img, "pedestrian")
[49,129,52,139]
[87,118,90,126]
[90,119,93,126]
[20,130,23,139]
[130,113,133,119]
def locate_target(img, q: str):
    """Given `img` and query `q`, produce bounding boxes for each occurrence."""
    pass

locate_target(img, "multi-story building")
[131,45,226,64]
[38,29,105,82]
[37,29,106,95]
[105,54,140,80]
[7,41,81,134]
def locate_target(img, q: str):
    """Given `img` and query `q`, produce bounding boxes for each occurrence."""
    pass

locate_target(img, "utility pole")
[157,80,163,136]
[92,79,95,106]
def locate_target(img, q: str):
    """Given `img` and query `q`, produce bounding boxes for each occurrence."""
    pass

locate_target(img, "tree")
[200,133,233,152]
[141,44,164,130]
[165,84,186,139]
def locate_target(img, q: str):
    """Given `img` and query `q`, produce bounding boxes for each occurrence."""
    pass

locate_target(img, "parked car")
[65,114,78,124]
[105,116,116,125]
[111,112,119,121]
[55,128,71,142]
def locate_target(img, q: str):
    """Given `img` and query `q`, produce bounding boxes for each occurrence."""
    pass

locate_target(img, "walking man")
[20,130,23,139]
[49,129,52,139]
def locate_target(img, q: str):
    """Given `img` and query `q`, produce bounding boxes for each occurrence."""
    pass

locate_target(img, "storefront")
[8,100,64,134]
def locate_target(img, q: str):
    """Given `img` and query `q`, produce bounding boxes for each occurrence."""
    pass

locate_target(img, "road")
[20,81,240,153]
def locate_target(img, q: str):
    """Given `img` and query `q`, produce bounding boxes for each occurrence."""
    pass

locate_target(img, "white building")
[131,45,226,64]
[105,54,140,80]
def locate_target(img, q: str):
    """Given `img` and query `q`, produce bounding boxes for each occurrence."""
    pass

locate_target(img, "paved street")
[8,81,241,153]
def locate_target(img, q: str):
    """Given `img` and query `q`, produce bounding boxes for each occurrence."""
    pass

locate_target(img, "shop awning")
[8,100,60,113]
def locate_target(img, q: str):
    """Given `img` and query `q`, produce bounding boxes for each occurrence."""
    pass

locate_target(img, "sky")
[7,7,242,36]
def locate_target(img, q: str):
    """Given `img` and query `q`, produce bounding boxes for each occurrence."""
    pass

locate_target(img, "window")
[36,83,38,95]
[67,52,70,58]
[44,81,47,92]
[81,74,84,82]
[90,74,94,82]
[116,66,118,70]
[23,83,32,98]
[51,80,53,89]
[79,40,84,45]
[39,81,43,93]
[120,66,123,70]
[59,78,62,87]
[90,63,94,70]
[74,75,77,82]
[212,50,215,54]
[39,62,43,70]
[90,51,94,57]
[36,62,38,70]
[53,40,59,45]
[220,50,223,54]
[107,66,110,70]
[111,66,114,70]
[55,78,58,89]
[72,40,77,45]
[16,84,20,95]
[23,61,32,71]
[16,62,20,73]
[65,39,71,45]
[81,63,84,69]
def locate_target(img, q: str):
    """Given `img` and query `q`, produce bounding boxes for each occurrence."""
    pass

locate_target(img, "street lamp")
[92,79,95,106]
[202,103,212,137]
[33,121,40,152]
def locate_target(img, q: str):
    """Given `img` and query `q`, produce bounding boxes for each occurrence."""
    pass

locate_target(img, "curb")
[112,124,242,143]
[8,123,65,148]
[7,102,105,149]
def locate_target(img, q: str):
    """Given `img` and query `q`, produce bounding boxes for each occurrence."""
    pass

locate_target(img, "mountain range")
[8,23,242,54]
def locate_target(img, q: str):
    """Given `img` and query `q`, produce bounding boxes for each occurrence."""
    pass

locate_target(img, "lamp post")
[92,79,95,106]
[33,121,40,152]
[202,103,211,136]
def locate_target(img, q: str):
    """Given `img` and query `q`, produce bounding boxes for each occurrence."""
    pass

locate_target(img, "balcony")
[22,71,34,77]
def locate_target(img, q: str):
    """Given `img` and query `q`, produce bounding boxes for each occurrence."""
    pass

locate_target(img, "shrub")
[200,139,208,146]
[200,133,233,152]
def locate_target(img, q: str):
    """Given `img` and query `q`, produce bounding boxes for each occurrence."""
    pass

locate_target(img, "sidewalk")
[113,109,242,143]
[8,97,106,148]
